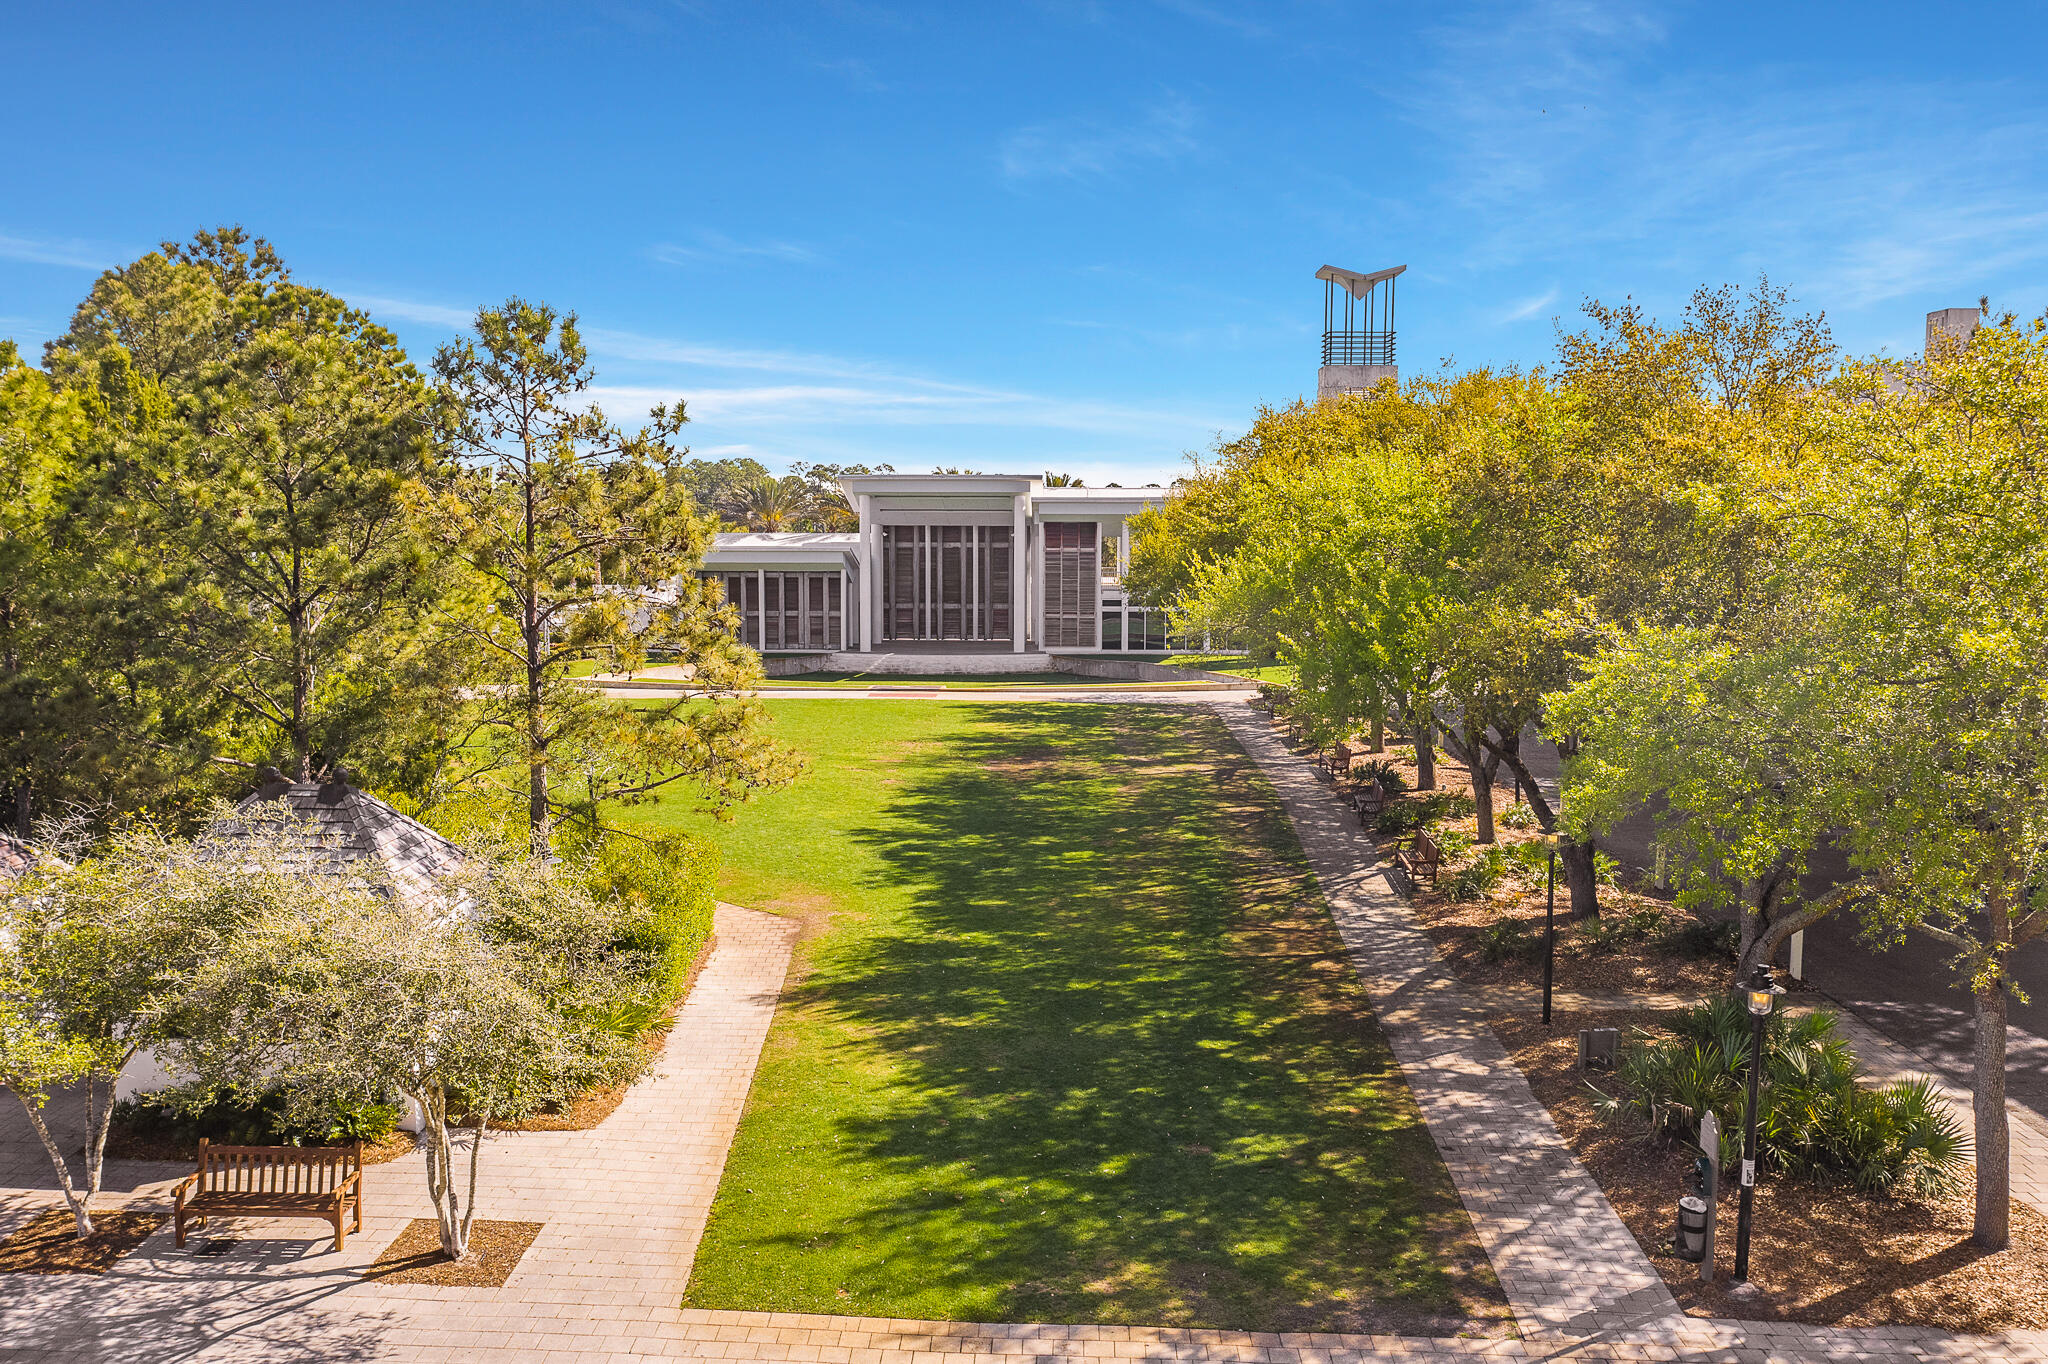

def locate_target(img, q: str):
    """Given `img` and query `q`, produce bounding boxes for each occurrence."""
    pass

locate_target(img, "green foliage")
[1575,904,1666,954]
[46,227,449,787]
[1499,801,1536,829]
[1431,827,1474,862]
[1356,758,1408,795]
[587,830,719,1005]
[418,299,802,853]
[1506,838,1552,877]
[116,1082,401,1149]
[1664,917,1741,960]
[1475,916,1538,963]
[1591,1000,1970,1200]
[1444,845,1510,902]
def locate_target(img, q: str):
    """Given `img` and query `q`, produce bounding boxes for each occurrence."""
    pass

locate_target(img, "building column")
[859,495,876,652]
[1010,494,1027,652]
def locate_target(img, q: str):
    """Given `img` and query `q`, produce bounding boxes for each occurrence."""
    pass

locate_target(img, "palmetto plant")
[724,474,816,531]
[1590,997,1971,1199]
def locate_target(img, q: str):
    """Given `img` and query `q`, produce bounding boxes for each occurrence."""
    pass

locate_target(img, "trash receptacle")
[1674,1195,1710,1261]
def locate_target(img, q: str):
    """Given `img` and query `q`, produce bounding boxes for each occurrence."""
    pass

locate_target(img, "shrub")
[1665,917,1741,960]
[1376,804,1422,833]
[1499,801,1537,830]
[588,831,719,1006]
[1432,827,1475,862]
[1507,839,1553,877]
[1355,758,1409,795]
[1426,790,1477,821]
[116,1082,402,1150]
[1590,1000,1970,1200]
[1445,844,1511,901]
[1576,904,1667,954]
[1476,915,1539,962]
[1593,850,1623,887]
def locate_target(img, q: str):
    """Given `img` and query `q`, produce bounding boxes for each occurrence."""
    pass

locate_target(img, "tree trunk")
[420,1085,473,1261]
[12,1091,92,1236]
[1370,711,1384,754]
[1563,836,1599,921]
[1973,960,2011,1250]
[1415,712,1436,791]
[1468,751,1498,844]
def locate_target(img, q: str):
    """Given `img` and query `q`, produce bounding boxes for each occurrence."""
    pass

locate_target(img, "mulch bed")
[0,1207,166,1274]
[1494,1009,2048,1330]
[1289,733,1728,997]
[361,1217,542,1287]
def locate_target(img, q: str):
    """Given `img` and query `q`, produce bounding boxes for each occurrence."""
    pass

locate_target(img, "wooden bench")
[1348,782,1386,823]
[1392,831,1443,888]
[174,1138,364,1250]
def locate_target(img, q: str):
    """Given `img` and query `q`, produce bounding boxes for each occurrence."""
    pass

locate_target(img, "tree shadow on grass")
[726,703,1509,1333]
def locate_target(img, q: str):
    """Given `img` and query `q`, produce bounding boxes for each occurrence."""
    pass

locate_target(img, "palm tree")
[1042,471,1085,487]
[724,475,815,531]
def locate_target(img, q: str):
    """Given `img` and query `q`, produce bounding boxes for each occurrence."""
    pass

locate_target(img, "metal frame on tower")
[1317,264,1404,367]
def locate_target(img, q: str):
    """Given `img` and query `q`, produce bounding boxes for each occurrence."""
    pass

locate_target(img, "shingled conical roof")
[206,774,472,909]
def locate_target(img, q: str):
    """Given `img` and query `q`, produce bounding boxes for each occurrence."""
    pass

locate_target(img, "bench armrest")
[173,1173,199,1207]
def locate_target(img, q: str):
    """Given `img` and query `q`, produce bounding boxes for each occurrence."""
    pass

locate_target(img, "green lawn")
[1147,654,1295,683]
[758,670,1095,688]
[633,700,1505,1333]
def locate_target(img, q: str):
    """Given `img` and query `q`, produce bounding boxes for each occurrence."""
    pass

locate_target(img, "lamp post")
[1732,963,1785,1284]
[1541,833,1558,1025]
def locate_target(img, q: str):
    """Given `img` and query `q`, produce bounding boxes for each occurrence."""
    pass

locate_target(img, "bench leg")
[354,1192,364,1234]
[175,1208,186,1249]
[334,1209,346,1252]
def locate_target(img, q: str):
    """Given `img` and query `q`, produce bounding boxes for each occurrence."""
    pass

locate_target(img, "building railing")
[1321,330,1396,367]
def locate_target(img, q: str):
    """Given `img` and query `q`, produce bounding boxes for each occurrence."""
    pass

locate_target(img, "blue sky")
[5,1,2046,485]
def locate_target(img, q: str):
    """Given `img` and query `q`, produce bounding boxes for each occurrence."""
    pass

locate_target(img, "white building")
[699,473,1183,657]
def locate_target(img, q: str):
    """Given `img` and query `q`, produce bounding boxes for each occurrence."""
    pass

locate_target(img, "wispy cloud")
[650,230,822,266]
[1498,288,1559,324]
[1402,1,2048,316]
[1151,0,1267,38]
[0,232,121,271]
[346,292,479,329]
[1000,95,1199,180]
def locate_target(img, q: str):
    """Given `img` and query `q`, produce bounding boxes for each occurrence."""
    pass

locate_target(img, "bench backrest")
[1413,833,1442,865]
[192,1138,362,1196]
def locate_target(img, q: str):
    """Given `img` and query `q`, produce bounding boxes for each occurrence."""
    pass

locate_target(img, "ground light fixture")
[1732,963,1786,1284]
[1540,833,1560,1024]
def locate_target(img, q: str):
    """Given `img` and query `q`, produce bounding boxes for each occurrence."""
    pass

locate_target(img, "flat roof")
[711,532,859,550]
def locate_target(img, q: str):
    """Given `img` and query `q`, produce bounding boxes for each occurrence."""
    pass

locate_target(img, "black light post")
[1541,833,1558,1025]
[1732,963,1784,1283]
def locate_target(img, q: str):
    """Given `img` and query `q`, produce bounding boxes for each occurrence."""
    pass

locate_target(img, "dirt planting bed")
[1494,1009,2048,1330]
